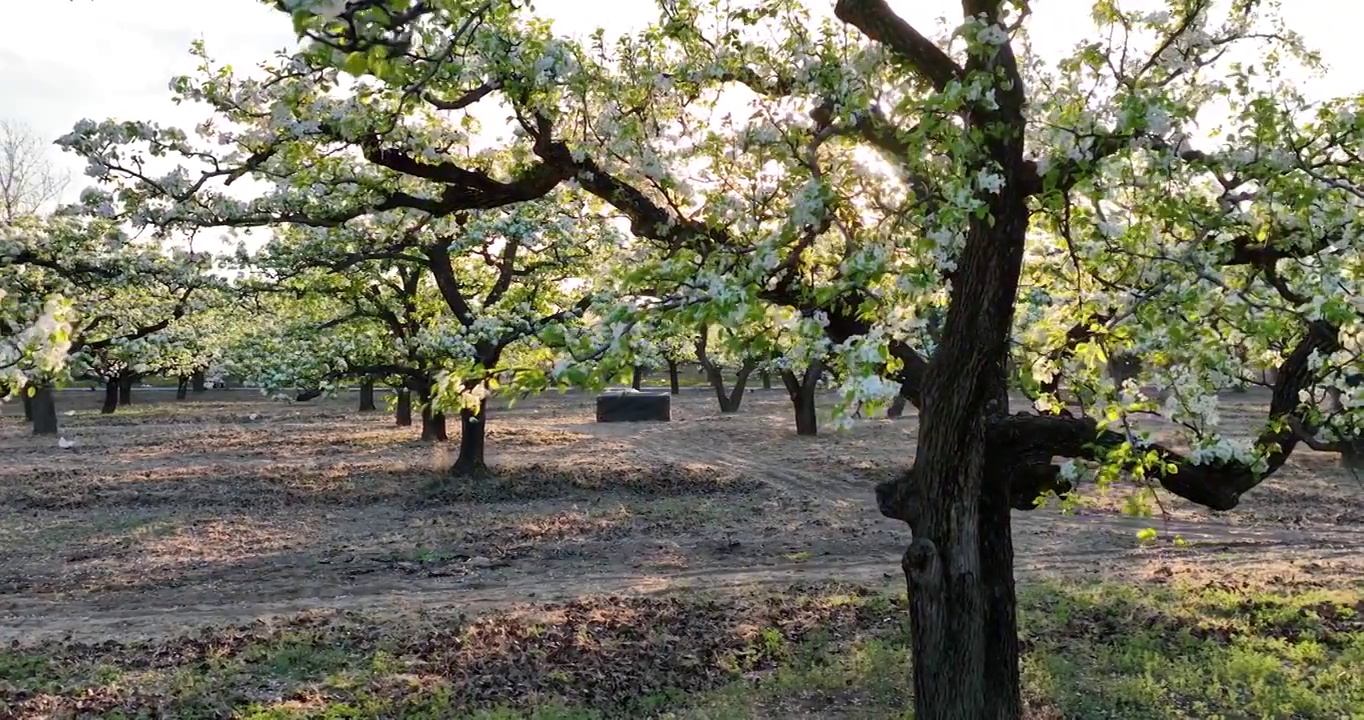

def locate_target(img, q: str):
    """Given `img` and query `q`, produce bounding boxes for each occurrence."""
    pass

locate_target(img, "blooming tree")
[1,214,207,432]
[56,21,634,472]
[54,0,1364,713]
[0,291,72,402]
[619,316,698,394]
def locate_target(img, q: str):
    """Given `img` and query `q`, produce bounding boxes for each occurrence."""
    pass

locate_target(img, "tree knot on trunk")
[901,538,941,590]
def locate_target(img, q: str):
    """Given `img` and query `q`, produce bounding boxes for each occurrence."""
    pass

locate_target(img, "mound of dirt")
[423,462,763,504]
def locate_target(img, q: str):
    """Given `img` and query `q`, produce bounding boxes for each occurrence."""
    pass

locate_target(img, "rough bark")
[420,404,448,441]
[117,375,134,406]
[31,385,58,435]
[761,370,772,390]
[23,391,34,420]
[192,369,207,393]
[395,388,413,427]
[667,360,680,395]
[781,361,822,436]
[359,379,377,411]
[451,399,488,475]
[176,376,189,400]
[102,379,119,414]
[631,365,644,390]
[836,0,1029,715]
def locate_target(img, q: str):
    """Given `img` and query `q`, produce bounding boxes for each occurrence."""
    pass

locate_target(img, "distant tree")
[3,214,208,432]
[0,120,71,421]
[0,120,67,221]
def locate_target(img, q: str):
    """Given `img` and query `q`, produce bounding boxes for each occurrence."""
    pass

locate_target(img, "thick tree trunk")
[420,405,448,441]
[31,385,58,435]
[781,362,822,436]
[118,375,134,406]
[191,369,207,393]
[451,399,488,475]
[895,224,1028,719]
[860,108,1030,720]
[902,356,1023,719]
[631,366,644,390]
[761,370,772,390]
[667,360,680,395]
[176,376,189,400]
[980,457,1021,720]
[395,388,412,427]
[22,392,33,421]
[359,379,376,411]
[102,380,119,414]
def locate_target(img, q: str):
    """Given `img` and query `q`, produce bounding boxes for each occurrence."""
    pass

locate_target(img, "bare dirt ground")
[2,386,1362,643]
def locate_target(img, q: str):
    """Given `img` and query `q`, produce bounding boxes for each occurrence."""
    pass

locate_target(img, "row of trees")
[8,0,1364,715]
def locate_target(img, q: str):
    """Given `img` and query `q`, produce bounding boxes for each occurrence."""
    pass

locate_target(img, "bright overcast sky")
[2,0,1359,207]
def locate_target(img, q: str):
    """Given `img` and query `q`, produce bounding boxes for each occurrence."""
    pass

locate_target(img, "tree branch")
[833,0,964,92]
[992,319,1341,511]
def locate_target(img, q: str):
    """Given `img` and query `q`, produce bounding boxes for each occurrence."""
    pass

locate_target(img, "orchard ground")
[2,387,1363,718]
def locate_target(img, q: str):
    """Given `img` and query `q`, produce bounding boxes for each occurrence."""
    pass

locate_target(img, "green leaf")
[1136,527,1157,543]
[291,11,310,38]
[342,52,370,77]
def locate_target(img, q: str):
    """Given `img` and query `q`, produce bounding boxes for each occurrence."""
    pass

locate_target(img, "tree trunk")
[761,370,772,390]
[667,360,680,395]
[31,385,58,435]
[631,365,644,390]
[395,388,412,427]
[451,399,488,475]
[22,392,33,421]
[694,327,755,412]
[359,379,376,411]
[118,375,134,406]
[863,118,1030,720]
[420,405,448,441]
[781,362,822,436]
[979,457,1022,720]
[887,394,908,419]
[704,362,756,413]
[192,369,207,393]
[899,358,1023,717]
[176,376,189,400]
[102,379,119,414]
[889,224,1028,719]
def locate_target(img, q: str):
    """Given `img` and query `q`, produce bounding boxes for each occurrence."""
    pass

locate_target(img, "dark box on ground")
[596,390,671,422]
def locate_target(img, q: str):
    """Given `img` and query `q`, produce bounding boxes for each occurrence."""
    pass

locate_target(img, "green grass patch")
[1,580,1361,718]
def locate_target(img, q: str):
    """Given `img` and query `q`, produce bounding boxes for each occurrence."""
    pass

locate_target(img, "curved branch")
[993,320,1341,510]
